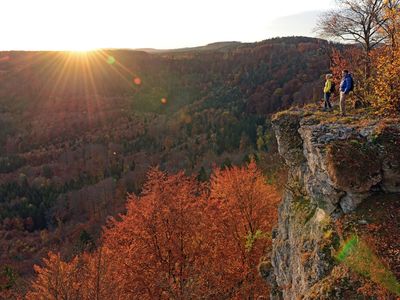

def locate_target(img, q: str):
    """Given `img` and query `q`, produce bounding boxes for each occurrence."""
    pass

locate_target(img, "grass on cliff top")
[273,103,399,127]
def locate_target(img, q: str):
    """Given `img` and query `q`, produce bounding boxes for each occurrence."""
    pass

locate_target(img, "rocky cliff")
[263,109,400,299]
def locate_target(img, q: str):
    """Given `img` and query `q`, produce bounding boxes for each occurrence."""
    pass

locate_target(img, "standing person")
[339,70,353,116]
[323,74,334,111]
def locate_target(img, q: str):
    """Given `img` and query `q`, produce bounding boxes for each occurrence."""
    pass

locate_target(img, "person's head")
[342,70,349,77]
[326,74,333,80]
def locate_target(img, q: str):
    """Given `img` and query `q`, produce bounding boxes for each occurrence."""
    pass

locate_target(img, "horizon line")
[0,35,331,53]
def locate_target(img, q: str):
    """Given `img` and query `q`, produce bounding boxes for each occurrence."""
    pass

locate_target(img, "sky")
[1,0,335,51]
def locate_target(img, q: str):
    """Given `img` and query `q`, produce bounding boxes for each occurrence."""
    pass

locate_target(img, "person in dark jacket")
[339,70,353,116]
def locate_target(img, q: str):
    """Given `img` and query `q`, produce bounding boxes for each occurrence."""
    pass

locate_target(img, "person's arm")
[344,77,351,94]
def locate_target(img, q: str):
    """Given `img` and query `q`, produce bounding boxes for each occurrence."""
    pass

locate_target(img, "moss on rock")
[325,140,381,192]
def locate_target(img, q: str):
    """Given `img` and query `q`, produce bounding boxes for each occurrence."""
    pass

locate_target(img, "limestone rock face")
[266,110,400,299]
[272,111,305,167]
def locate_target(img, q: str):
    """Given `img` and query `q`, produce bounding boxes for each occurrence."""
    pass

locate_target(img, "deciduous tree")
[317,0,387,80]
[27,164,281,299]
[208,161,280,299]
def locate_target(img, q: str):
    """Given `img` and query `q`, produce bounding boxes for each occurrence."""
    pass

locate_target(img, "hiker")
[323,74,334,111]
[339,70,354,116]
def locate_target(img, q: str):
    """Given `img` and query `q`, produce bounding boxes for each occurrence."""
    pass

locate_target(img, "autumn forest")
[1,0,400,296]
[0,36,330,298]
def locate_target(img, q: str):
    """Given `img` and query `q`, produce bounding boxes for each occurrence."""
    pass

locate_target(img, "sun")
[66,45,97,53]
[62,39,98,52]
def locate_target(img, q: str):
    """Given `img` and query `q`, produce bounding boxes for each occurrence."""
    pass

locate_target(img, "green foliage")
[0,119,16,154]
[245,229,270,252]
[0,172,104,231]
[42,165,53,179]
[0,181,57,230]
[256,124,274,152]
[107,159,124,180]
[0,265,18,290]
[256,126,265,151]
[211,115,265,155]
[0,155,26,174]
[196,167,208,182]
[221,158,232,170]
[77,230,95,252]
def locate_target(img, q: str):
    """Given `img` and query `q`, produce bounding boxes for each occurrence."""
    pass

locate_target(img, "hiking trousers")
[324,93,332,109]
[340,92,347,115]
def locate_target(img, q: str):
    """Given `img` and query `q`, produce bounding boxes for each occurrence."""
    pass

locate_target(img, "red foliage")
[26,163,281,299]
[207,161,280,299]
[101,168,209,299]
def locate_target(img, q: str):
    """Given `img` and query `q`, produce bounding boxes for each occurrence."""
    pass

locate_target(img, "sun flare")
[59,38,99,52]
[65,45,97,53]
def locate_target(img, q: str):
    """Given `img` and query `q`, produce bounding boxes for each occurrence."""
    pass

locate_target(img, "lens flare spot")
[336,235,400,296]
[0,55,11,62]
[133,77,142,85]
[337,235,358,262]
[107,56,116,65]
[161,97,168,105]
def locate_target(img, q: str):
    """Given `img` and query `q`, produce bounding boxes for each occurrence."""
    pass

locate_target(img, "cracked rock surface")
[266,109,400,299]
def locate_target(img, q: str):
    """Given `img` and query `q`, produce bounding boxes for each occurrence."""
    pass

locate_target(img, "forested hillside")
[0,36,332,295]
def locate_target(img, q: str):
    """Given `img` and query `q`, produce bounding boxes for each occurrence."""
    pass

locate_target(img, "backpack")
[348,75,354,92]
[330,81,336,93]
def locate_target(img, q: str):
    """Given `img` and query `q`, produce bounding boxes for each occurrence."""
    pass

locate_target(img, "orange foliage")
[26,253,83,299]
[330,47,369,102]
[371,0,400,113]
[329,2,400,113]
[208,161,280,299]
[372,45,400,114]
[101,169,209,299]
[26,163,280,299]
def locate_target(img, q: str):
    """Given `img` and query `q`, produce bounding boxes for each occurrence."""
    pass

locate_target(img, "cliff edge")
[263,108,400,299]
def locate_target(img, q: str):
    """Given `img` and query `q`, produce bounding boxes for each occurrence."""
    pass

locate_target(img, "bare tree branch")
[316,0,387,54]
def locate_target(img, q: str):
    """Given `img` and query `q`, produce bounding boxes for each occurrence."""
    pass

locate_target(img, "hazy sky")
[1,0,334,51]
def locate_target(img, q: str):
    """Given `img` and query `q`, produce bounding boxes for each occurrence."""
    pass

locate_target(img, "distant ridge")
[127,37,328,54]
[135,41,243,53]
[0,37,329,54]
